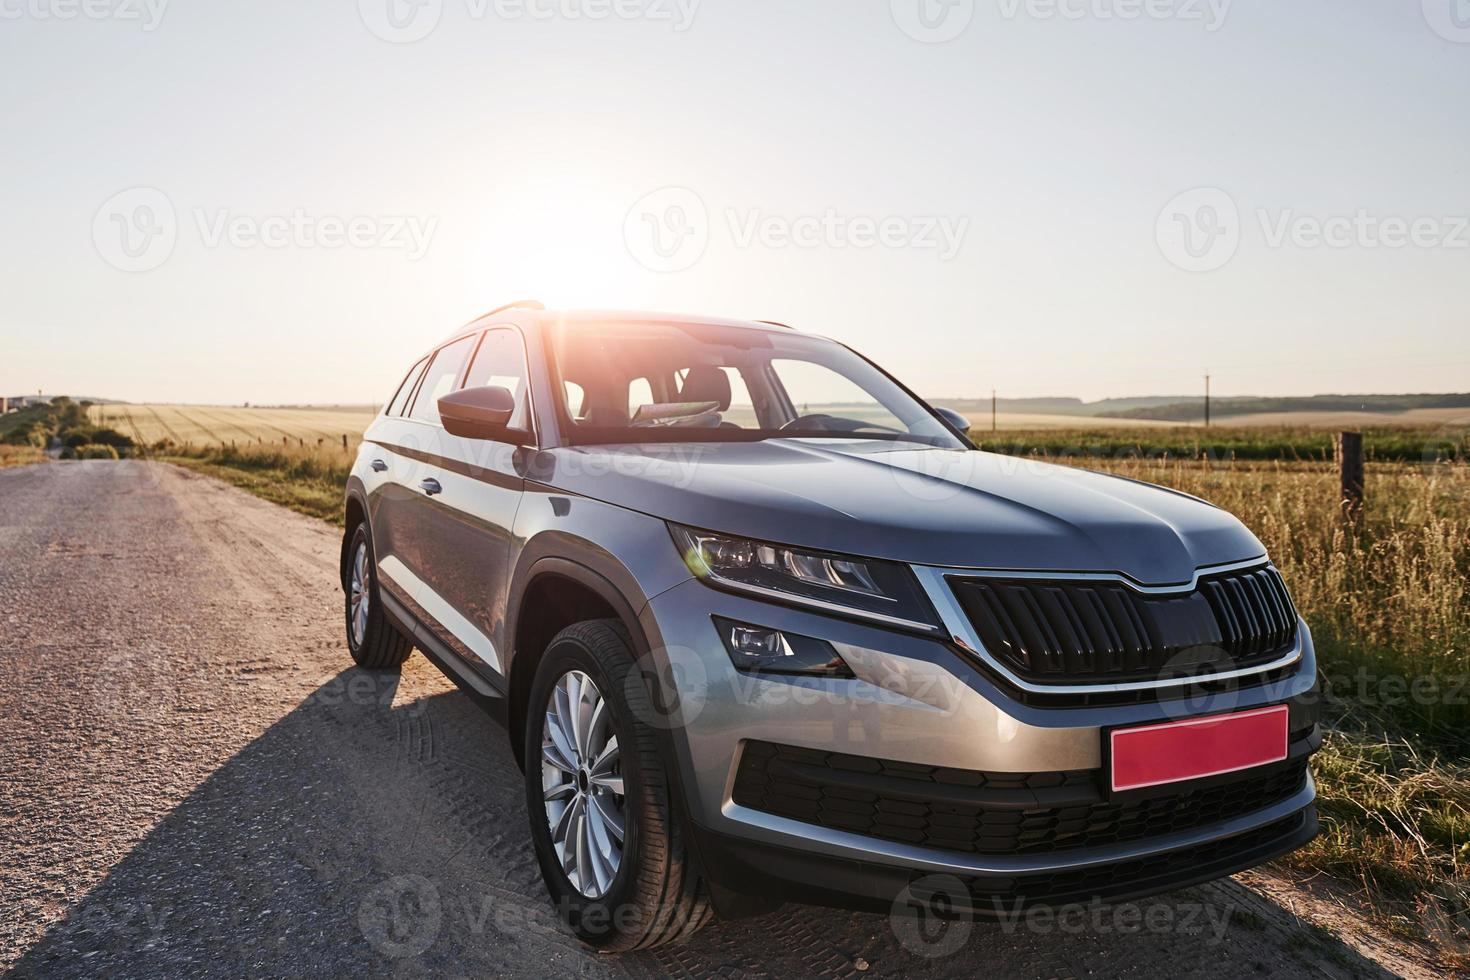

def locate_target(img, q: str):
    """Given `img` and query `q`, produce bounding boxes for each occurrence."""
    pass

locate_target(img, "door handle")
[371,459,388,472]
[419,478,442,497]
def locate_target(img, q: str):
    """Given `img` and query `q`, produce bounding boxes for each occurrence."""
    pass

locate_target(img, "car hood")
[533,439,1265,586]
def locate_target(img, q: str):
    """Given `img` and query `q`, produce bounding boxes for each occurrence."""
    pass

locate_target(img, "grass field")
[89,404,376,449]
[84,402,1470,449]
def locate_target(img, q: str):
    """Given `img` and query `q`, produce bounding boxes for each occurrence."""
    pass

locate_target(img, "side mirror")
[933,406,971,435]
[439,385,516,440]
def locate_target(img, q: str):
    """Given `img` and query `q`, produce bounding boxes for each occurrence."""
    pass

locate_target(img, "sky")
[2,0,1468,406]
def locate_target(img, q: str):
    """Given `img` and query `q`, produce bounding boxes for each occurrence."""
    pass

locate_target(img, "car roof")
[438,307,798,347]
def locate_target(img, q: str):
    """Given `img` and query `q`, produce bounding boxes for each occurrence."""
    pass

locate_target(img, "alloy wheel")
[348,540,369,647]
[540,670,626,898]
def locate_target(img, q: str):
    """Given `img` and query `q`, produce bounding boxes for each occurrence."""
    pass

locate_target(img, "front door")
[397,327,533,682]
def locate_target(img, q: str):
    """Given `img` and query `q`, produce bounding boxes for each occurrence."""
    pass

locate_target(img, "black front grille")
[949,565,1297,685]
[732,740,1309,857]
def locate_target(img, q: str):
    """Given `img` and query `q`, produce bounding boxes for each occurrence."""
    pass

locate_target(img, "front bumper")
[640,577,1321,911]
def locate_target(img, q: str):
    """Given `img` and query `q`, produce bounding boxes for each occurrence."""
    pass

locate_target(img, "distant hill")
[1101,393,1470,422]
[931,396,1196,417]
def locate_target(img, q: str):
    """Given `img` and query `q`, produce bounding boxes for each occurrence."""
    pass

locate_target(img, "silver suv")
[341,303,1320,950]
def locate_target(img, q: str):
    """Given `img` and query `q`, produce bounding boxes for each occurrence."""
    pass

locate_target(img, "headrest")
[679,366,732,411]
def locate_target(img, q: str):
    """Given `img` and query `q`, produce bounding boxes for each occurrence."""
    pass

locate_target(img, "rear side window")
[627,377,655,418]
[385,357,428,417]
[462,328,532,431]
[407,335,477,425]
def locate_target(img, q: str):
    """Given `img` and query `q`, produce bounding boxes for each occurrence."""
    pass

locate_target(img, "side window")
[563,381,587,421]
[407,335,477,425]
[720,367,757,427]
[627,377,654,418]
[462,328,532,431]
[385,357,428,417]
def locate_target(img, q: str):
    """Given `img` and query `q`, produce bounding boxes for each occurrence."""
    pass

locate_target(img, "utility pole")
[991,389,997,432]
[1204,374,1211,427]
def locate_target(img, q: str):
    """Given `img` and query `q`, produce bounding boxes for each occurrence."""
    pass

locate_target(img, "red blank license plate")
[1110,705,1289,792]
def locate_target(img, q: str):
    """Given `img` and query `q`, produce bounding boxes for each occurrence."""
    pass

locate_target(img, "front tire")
[524,620,712,950]
[343,523,412,670]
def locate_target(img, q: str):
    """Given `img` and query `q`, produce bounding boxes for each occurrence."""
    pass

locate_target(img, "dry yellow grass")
[90,404,375,448]
[0,445,46,469]
[1062,454,1470,950]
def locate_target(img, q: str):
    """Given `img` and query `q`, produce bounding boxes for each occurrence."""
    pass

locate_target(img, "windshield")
[546,320,965,448]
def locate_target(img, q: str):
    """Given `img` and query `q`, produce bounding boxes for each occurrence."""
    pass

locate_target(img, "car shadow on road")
[10,665,1393,980]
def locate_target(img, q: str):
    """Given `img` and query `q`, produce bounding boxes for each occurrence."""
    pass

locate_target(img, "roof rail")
[479,299,545,319]
[756,319,794,329]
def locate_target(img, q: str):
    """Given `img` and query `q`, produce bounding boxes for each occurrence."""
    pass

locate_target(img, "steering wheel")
[779,414,901,434]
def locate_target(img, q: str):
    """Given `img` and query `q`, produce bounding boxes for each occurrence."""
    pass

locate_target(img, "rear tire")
[344,523,412,670]
[524,619,713,950]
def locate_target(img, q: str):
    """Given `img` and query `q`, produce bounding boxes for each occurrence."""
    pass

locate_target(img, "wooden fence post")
[1336,431,1364,517]
[341,434,348,451]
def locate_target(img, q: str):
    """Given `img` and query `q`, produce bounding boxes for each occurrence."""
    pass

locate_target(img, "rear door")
[394,327,532,681]
[362,354,429,608]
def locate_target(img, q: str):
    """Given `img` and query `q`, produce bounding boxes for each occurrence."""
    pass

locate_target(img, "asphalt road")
[0,460,1417,978]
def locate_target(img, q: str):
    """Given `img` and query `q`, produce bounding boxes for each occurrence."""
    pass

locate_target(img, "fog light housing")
[714,617,852,677]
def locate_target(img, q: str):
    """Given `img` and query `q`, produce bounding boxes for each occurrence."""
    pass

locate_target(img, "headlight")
[669,524,941,632]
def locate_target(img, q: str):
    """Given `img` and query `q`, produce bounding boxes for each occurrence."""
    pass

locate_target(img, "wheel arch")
[340,482,370,591]
[506,555,657,771]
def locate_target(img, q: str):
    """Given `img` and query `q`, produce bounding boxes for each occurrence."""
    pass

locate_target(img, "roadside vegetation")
[158,440,357,524]
[1063,452,1470,957]
[0,445,47,469]
[974,424,1469,463]
[0,397,136,462]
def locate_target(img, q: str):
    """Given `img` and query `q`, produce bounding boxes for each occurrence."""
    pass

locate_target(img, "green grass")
[1286,728,1470,957]
[974,424,1468,463]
